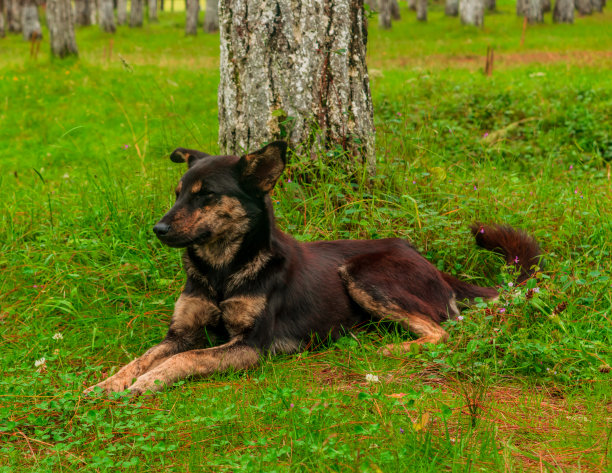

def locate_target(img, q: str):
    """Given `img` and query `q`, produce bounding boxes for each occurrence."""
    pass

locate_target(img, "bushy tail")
[469,223,542,284]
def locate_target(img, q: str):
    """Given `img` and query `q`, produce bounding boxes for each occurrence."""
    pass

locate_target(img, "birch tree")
[445,0,459,15]
[218,0,375,174]
[99,0,116,32]
[575,0,592,13]
[21,0,41,40]
[130,0,144,27]
[75,0,92,26]
[379,0,392,28]
[185,0,199,35]
[0,0,5,38]
[460,0,484,25]
[553,0,573,21]
[525,0,543,21]
[416,0,427,20]
[117,0,127,25]
[203,0,218,32]
[47,0,78,58]
[7,0,21,32]
[149,0,158,21]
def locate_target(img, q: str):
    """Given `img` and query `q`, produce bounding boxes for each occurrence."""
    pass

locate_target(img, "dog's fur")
[85,141,541,395]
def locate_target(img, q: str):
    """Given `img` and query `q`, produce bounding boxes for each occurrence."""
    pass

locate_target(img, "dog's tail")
[441,224,542,303]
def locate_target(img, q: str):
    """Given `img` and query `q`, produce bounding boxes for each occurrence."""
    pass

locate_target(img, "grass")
[1,2,611,472]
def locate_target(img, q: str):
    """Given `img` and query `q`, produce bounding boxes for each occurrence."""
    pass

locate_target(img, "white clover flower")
[365,373,379,383]
[457,315,464,321]
[34,357,46,368]
[52,332,63,341]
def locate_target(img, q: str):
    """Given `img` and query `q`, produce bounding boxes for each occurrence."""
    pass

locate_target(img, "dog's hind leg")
[339,251,456,355]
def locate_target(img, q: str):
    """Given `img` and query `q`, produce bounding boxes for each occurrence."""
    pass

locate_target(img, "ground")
[0,1,610,472]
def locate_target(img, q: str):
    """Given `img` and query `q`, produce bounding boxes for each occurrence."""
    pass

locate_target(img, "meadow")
[0,2,611,471]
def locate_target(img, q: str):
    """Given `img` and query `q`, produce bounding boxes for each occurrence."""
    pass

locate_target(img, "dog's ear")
[169,148,211,168]
[238,141,287,193]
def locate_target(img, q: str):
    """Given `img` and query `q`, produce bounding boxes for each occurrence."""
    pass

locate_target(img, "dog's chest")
[219,295,266,337]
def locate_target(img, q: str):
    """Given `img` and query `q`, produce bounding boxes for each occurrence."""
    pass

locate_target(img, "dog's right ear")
[169,148,210,168]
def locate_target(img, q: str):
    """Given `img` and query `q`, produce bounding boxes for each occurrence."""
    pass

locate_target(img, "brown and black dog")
[85,141,541,395]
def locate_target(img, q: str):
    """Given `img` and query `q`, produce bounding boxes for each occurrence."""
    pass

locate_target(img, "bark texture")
[525,0,543,21]
[408,0,417,9]
[21,0,41,40]
[379,0,392,28]
[149,0,158,21]
[553,0,573,21]
[516,0,525,14]
[75,0,92,26]
[47,0,78,58]
[99,0,116,32]
[460,0,484,25]
[416,0,427,20]
[391,0,401,18]
[7,0,21,32]
[117,0,127,24]
[185,0,199,35]
[0,0,5,38]
[485,0,496,9]
[218,0,375,174]
[445,0,459,15]
[542,0,551,11]
[203,0,218,32]
[90,0,98,24]
[575,0,592,13]
[130,0,144,26]
[591,0,603,11]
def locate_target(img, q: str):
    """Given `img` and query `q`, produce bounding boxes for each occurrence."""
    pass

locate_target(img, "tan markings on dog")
[270,337,301,355]
[448,295,460,317]
[175,181,183,194]
[127,340,260,394]
[219,295,266,337]
[171,294,221,330]
[191,181,202,193]
[226,251,271,293]
[182,253,216,294]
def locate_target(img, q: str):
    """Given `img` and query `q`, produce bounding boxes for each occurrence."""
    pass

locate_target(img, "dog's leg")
[85,293,221,394]
[339,255,452,354]
[127,340,259,395]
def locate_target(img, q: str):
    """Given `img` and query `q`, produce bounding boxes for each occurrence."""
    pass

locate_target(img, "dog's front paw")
[83,374,135,396]
[127,373,166,396]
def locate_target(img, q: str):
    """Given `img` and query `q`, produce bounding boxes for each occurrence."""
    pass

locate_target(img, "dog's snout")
[153,222,171,236]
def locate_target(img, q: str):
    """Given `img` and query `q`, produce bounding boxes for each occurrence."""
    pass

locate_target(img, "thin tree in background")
[75,0,92,26]
[22,0,41,40]
[417,0,427,20]
[575,0,592,13]
[149,0,158,22]
[379,0,392,28]
[445,0,459,16]
[203,0,219,33]
[525,0,543,21]
[185,0,199,35]
[516,0,525,14]
[47,0,78,58]
[99,0,116,32]
[553,0,574,21]
[117,0,127,25]
[90,0,98,24]
[130,0,144,27]
[591,0,603,11]
[7,0,22,32]
[0,0,6,38]
[460,0,484,25]
[408,0,417,10]
[542,0,551,11]
[485,0,496,10]
[391,0,401,19]
[218,0,375,175]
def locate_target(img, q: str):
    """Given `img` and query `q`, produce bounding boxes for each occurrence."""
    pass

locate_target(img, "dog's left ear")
[169,148,211,168]
[238,141,287,193]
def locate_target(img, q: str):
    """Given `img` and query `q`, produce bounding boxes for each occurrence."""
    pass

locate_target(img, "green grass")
[1,3,611,472]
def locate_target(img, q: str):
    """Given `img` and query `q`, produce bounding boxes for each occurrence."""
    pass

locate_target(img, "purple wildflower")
[483,132,489,138]
[499,308,506,313]
[508,282,514,287]
[400,428,405,434]
[514,256,519,264]
[123,144,129,149]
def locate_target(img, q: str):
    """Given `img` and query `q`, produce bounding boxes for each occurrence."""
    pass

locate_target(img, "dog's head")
[153,141,287,250]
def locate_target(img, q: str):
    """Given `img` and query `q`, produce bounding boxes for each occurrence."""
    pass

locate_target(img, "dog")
[85,141,541,395]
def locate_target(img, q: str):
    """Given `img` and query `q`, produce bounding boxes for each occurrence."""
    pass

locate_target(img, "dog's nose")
[153,222,171,236]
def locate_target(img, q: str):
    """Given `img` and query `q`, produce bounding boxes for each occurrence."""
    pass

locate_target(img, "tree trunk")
[445,0,459,15]
[460,0,484,25]
[575,0,592,13]
[22,0,41,40]
[408,0,417,10]
[484,0,496,10]
[185,0,199,35]
[218,0,375,174]
[416,0,427,20]
[553,0,573,21]
[203,0,218,32]
[75,0,92,26]
[516,0,525,14]
[149,0,158,21]
[524,0,543,21]
[90,0,98,24]
[117,0,127,24]
[391,0,401,18]
[130,0,144,26]
[591,0,603,11]
[7,0,22,32]
[99,0,115,32]
[541,0,551,11]
[0,0,6,38]
[379,0,392,28]
[47,0,78,58]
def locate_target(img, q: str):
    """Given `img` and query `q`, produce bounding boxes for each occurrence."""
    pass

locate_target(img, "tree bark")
[90,0,98,24]
[391,0,401,18]
[525,0,543,21]
[416,0,427,20]
[7,0,21,32]
[149,0,158,21]
[130,0,144,26]
[47,0,78,58]
[218,0,375,174]
[553,0,573,21]
[185,0,199,35]
[21,0,41,40]
[117,0,127,24]
[575,0,592,13]
[408,0,417,10]
[203,0,218,32]
[460,0,484,25]
[591,0,603,11]
[75,0,92,26]
[379,0,392,28]
[445,0,459,15]
[99,0,115,32]
[484,0,496,10]
[516,0,525,14]
[541,0,551,11]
